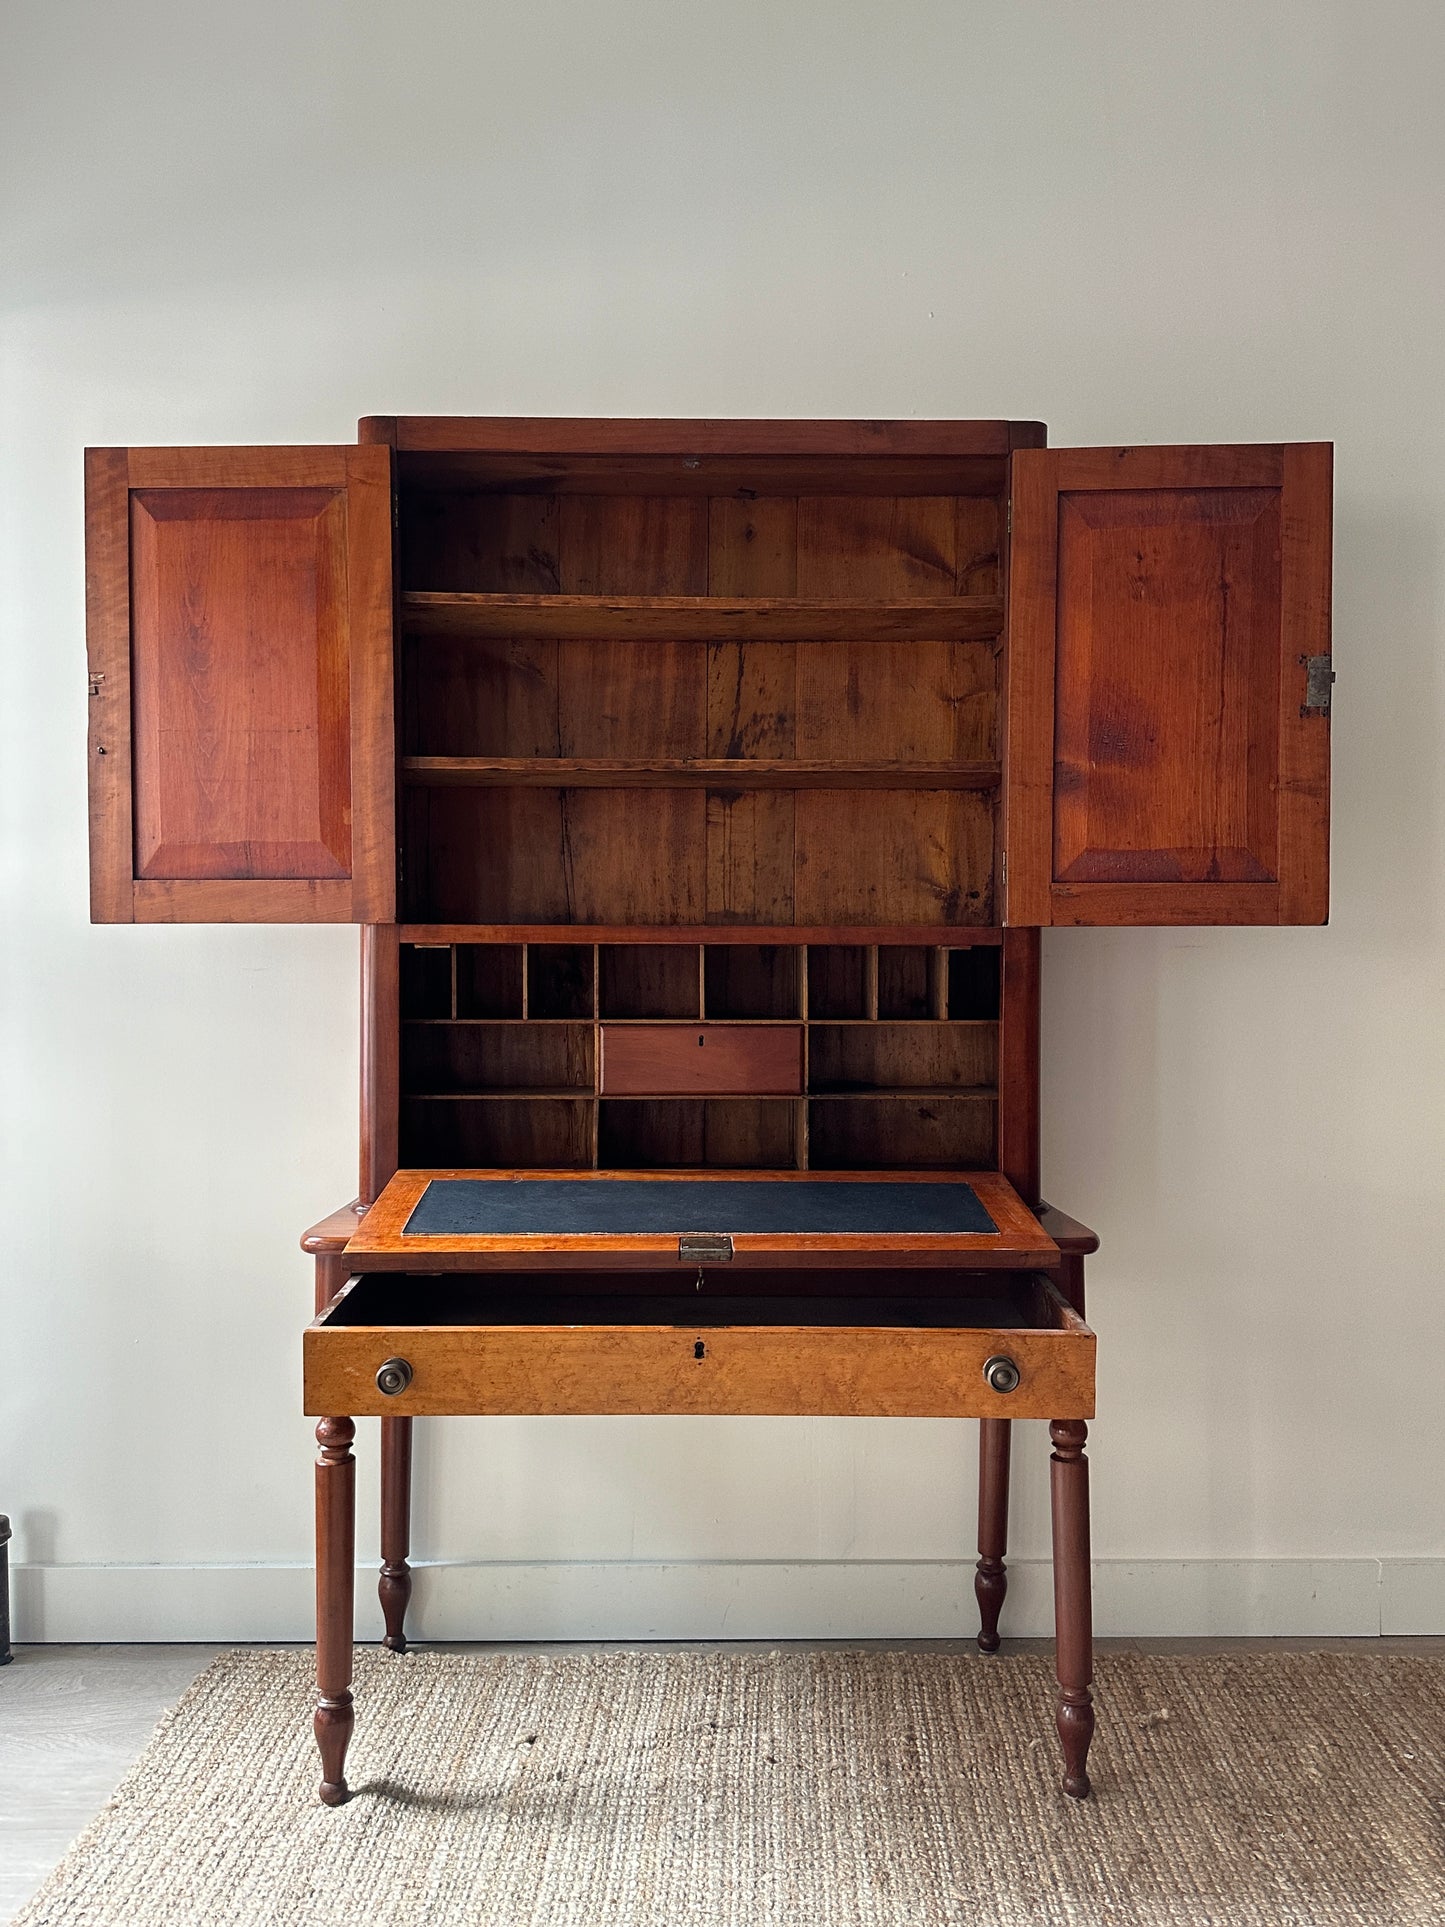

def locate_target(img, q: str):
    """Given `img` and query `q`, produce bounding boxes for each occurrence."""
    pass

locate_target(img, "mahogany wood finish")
[1036,1208,1099,1318]
[1005,443,1332,927]
[1034,1205,1101,1255]
[381,418,1022,501]
[975,1418,1012,1653]
[600,1025,803,1096]
[396,938,1003,1174]
[403,593,1004,642]
[997,929,1041,1204]
[302,1202,367,1261]
[404,788,994,928]
[343,1168,1060,1272]
[403,758,1002,791]
[395,446,1003,934]
[314,1416,356,1806]
[403,925,1003,946]
[379,1417,413,1654]
[377,416,1024,456]
[80,414,1336,1805]
[361,925,401,1205]
[1049,1418,1095,1798]
[85,445,394,923]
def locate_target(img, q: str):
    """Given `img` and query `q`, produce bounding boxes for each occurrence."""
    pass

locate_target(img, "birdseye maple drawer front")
[600,1023,803,1096]
[304,1272,1094,1420]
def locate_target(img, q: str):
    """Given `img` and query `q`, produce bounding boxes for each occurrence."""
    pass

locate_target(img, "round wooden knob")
[376,1357,413,1397]
[983,1354,1020,1395]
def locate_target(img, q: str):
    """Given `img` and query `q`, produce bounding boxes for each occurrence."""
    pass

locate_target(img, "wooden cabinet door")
[85,445,394,922]
[1004,443,1332,926]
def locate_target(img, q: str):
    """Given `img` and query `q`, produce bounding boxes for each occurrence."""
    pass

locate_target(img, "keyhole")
[694,1340,706,1360]
[698,1034,705,1046]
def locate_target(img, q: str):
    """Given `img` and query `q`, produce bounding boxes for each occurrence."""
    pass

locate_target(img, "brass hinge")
[88,672,105,697]
[1301,655,1334,717]
[678,1232,733,1263]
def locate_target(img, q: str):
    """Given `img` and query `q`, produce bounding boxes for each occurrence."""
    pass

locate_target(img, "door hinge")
[1300,655,1334,717]
[88,672,105,698]
[678,1232,733,1263]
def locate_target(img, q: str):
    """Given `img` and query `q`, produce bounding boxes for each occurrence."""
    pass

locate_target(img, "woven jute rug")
[15,1649,1443,1925]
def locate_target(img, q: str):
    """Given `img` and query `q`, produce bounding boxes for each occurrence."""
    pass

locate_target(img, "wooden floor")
[4,1637,1443,1923]
[1,1645,228,1923]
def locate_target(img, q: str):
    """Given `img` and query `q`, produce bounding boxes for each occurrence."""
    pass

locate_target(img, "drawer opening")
[319,1269,1074,1333]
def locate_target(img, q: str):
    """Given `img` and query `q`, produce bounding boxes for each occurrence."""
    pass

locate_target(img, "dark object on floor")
[0,1514,11,1664]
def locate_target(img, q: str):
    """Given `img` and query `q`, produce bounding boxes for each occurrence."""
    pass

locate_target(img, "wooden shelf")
[807,1086,998,1100]
[402,592,1004,642]
[403,1017,581,1027]
[404,1015,993,1027]
[403,757,1001,791]
[401,925,1005,945]
[408,1086,996,1101]
[407,1089,591,1101]
[597,1093,801,1104]
[391,445,1015,1180]
[807,1018,994,1028]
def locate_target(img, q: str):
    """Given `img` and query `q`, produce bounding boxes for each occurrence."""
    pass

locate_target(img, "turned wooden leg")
[974,1417,1011,1653]
[1050,1418,1095,1799]
[315,1416,356,1807]
[380,1416,413,1653]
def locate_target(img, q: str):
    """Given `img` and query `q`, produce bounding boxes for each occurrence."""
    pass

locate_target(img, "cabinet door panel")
[1005,443,1331,926]
[86,445,394,923]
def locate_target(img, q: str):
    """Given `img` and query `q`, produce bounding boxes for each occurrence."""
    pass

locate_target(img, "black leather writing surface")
[403,1177,997,1239]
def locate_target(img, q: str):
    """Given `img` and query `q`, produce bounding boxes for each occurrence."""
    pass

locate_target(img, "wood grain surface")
[304,1276,1093,1419]
[1004,442,1332,927]
[85,444,394,923]
[600,1024,804,1096]
[379,417,1021,457]
[342,1167,1057,1270]
[402,593,1004,641]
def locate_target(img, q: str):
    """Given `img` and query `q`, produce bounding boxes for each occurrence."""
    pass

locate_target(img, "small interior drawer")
[304,1270,1094,1420]
[600,1023,803,1095]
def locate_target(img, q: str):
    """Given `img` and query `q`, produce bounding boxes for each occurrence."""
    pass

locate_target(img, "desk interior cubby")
[399,939,1001,1171]
[394,459,1003,929]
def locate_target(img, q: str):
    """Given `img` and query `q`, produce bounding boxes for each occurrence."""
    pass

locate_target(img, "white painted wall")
[3,0,1441,1641]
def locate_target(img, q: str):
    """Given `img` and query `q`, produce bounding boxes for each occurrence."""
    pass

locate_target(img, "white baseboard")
[10,1558,1442,1644]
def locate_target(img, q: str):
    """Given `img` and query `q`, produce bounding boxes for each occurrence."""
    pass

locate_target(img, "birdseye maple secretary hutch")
[84,417,1333,1805]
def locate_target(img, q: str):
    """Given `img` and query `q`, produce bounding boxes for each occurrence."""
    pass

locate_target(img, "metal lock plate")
[1301,654,1335,716]
[677,1232,733,1263]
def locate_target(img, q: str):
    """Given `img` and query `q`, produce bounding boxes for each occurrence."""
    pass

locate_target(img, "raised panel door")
[1004,443,1332,925]
[86,445,394,921]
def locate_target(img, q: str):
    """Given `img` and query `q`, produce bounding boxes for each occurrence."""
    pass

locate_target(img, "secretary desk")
[84,417,1333,1804]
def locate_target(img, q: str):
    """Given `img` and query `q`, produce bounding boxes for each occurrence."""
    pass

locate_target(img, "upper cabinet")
[1004,444,1332,927]
[81,425,1334,934]
[85,446,394,923]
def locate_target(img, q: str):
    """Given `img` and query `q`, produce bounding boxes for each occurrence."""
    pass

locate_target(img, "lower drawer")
[304,1272,1094,1420]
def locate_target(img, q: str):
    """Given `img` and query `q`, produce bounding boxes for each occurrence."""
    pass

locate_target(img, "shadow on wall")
[1329,500,1442,944]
